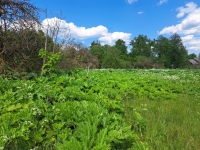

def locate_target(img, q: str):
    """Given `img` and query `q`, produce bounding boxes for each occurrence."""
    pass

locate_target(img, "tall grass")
[125,96,200,150]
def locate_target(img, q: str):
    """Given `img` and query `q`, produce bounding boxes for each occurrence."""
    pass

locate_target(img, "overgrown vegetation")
[1,1,200,149]
[1,69,200,149]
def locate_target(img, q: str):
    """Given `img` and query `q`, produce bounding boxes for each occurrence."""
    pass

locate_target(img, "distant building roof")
[194,58,200,63]
[189,58,200,65]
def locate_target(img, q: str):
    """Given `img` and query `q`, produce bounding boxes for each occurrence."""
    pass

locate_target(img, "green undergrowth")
[127,96,200,150]
[0,69,200,149]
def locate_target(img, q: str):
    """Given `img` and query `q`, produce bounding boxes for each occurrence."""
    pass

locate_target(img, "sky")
[32,0,200,55]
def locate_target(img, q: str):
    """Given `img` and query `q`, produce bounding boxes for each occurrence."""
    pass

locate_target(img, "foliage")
[1,69,200,149]
[90,43,131,69]
[0,70,147,149]
[133,56,164,69]
[102,45,129,69]
[89,44,105,68]
[170,33,188,68]
[154,35,172,68]
[0,0,41,73]
[130,35,154,58]
[39,48,62,75]
[154,34,188,68]
[188,53,197,59]
[90,40,101,47]
[115,39,127,55]
[0,29,46,73]
[59,44,99,70]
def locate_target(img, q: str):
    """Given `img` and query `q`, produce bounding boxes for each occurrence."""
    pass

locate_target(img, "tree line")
[0,0,198,76]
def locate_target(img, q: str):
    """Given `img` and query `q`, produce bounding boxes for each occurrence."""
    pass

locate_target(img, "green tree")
[115,39,127,55]
[114,39,132,64]
[90,41,101,47]
[102,45,126,69]
[188,53,197,59]
[89,43,105,68]
[154,35,172,68]
[155,34,188,68]
[170,33,188,68]
[130,35,153,58]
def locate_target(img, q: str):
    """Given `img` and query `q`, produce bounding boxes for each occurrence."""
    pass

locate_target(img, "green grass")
[125,95,200,150]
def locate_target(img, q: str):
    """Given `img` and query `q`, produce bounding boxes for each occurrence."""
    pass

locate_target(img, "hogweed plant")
[39,48,62,75]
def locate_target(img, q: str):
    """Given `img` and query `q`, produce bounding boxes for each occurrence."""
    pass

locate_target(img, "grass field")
[122,69,200,149]
[126,96,200,150]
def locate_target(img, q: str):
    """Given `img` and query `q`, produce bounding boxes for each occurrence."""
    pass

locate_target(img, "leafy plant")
[1,69,200,149]
[39,48,62,75]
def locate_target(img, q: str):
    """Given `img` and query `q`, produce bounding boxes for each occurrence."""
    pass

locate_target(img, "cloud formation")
[99,32,131,45]
[181,35,200,51]
[159,2,200,52]
[157,0,168,6]
[126,0,138,5]
[176,2,197,18]
[41,17,131,46]
[137,11,144,14]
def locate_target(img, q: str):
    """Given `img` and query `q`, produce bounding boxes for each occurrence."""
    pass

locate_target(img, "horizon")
[32,0,200,55]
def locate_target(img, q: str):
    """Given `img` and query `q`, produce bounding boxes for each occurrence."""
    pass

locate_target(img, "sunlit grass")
[125,96,200,150]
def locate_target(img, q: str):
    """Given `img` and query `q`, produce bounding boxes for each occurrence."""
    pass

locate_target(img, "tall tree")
[89,43,131,69]
[102,45,128,69]
[154,35,172,68]
[89,42,104,68]
[170,33,188,68]
[90,40,101,47]
[115,39,127,55]
[130,35,153,58]
[155,34,188,68]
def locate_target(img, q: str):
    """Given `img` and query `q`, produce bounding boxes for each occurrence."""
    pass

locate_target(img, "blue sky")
[32,0,200,55]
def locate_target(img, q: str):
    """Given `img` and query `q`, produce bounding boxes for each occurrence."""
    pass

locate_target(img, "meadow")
[0,69,200,150]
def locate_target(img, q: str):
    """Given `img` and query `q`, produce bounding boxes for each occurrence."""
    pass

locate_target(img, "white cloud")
[176,2,197,18]
[99,32,131,45]
[158,2,200,52]
[157,0,168,6]
[41,17,131,46]
[68,23,108,39]
[42,17,108,39]
[127,0,138,5]
[137,11,144,14]
[181,35,200,51]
